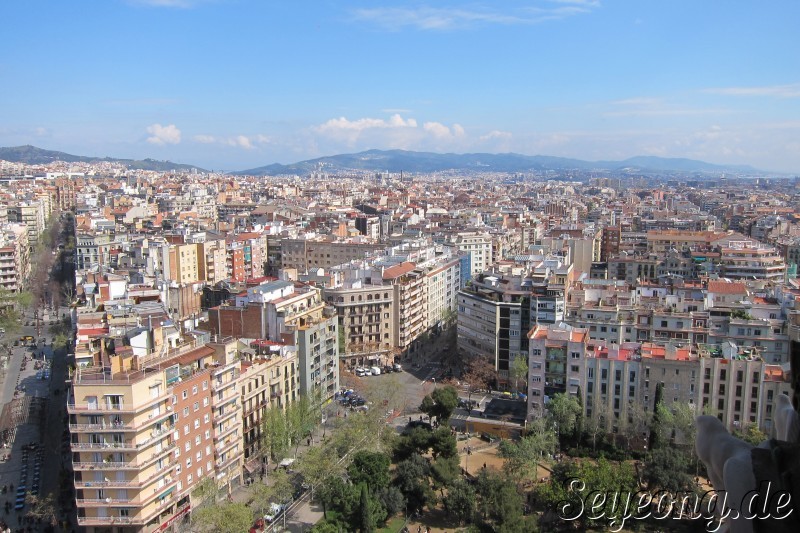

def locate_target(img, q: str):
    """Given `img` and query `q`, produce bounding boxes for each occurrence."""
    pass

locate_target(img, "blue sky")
[2,0,799,172]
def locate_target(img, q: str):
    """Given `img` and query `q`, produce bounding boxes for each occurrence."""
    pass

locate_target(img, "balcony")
[70,441,137,452]
[68,403,136,414]
[69,422,136,432]
[77,516,136,526]
[73,461,138,471]
[137,443,177,469]
[214,424,238,443]
[76,497,134,507]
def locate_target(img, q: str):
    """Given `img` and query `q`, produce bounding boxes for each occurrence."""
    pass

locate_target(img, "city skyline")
[1,1,799,172]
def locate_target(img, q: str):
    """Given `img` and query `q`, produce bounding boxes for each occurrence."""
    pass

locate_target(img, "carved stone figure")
[695,394,800,533]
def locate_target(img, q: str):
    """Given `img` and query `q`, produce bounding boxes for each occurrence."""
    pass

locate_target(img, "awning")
[159,486,175,499]
[244,458,262,474]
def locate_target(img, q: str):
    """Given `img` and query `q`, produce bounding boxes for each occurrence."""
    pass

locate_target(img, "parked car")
[393,363,402,372]
[264,502,285,523]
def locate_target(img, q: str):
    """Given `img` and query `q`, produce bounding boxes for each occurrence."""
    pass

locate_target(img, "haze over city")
[2,0,800,172]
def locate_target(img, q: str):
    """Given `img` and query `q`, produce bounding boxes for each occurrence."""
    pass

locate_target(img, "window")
[720,369,727,381]
[675,369,680,376]
[183,425,189,436]
[587,382,594,393]
[674,383,679,390]
[532,349,542,356]
[753,372,760,383]
[194,419,200,430]
[172,395,177,405]
[205,430,211,440]
[588,368,594,378]
[571,365,579,373]
[192,386,198,395]
[204,413,210,423]
[193,402,199,412]
[203,398,209,407]
[718,399,724,410]
[202,381,208,391]
[183,407,189,417]
[629,371,636,381]
[601,383,607,394]
[186,458,192,468]
[615,370,621,381]
[601,369,607,380]
[182,390,188,400]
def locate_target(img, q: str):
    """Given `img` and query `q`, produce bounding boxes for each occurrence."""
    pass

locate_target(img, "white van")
[370,366,381,376]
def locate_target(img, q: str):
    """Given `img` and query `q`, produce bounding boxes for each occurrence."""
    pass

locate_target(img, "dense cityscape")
[0,153,797,532]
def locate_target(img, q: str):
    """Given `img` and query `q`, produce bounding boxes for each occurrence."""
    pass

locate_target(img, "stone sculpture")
[695,393,800,533]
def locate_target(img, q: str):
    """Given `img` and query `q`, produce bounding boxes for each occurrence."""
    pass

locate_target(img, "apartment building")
[458,258,569,381]
[719,241,786,281]
[444,231,493,277]
[239,342,299,463]
[583,343,641,433]
[527,323,589,415]
[0,223,30,292]
[7,200,46,251]
[68,337,243,532]
[280,237,383,273]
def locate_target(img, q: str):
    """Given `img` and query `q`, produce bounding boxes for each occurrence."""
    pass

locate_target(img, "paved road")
[0,310,70,532]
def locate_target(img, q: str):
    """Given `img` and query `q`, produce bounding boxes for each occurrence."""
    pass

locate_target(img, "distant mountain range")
[1,145,763,176]
[236,149,761,176]
[0,145,204,173]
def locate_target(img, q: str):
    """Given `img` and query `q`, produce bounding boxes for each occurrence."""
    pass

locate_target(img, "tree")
[737,424,768,446]
[623,402,651,450]
[297,444,342,500]
[251,468,294,515]
[261,405,290,463]
[287,392,320,457]
[462,356,497,411]
[509,355,528,395]
[547,393,582,443]
[430,454,461,497]
[318,476,358,521]
[584,401,609,451]
[642,447,695,493]
[357,483,386,533]
[419,385,459,424]
[648,382,665,450]
[375,485,405,518]
[393,453,433,514]
[347,451,391,492]
[191,502,253,533]
[443,479,476,525]
[25,493,57,527]
[474,469,504,521]
[429,427,457,459]
[499,418,557,483]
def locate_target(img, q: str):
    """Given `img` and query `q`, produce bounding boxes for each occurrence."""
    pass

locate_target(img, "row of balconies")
[73,443,176,471]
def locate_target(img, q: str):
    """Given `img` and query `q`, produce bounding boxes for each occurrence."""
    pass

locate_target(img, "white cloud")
[193,133,270,149]
[480,130,512,141]
[352,3,598,31]
[146,123,181,145]
[703,83,800,98]
[423,121,452,138]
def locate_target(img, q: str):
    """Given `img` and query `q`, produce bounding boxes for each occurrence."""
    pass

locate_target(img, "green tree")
[737,424,768,446]
[297,444,343,500]
[509,354,528,395]
[648,382,665,449]
[642,447,695,493]
[375,485,405,518]
[429,427,457,459]
[261,405,290,463]
[443,478,476,525]
[318,476,358,520]
[357,483,385,533]
[251,468,294,515]
[419,385,459,424]
[393,453,433,514]
[191,502,253,533]
[430,454,461,497]
[499,417,557,483]
[547,393,582,442]
[347,451,391,492]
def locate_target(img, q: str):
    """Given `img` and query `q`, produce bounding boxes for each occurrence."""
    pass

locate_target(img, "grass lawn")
[377,515,407,532]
